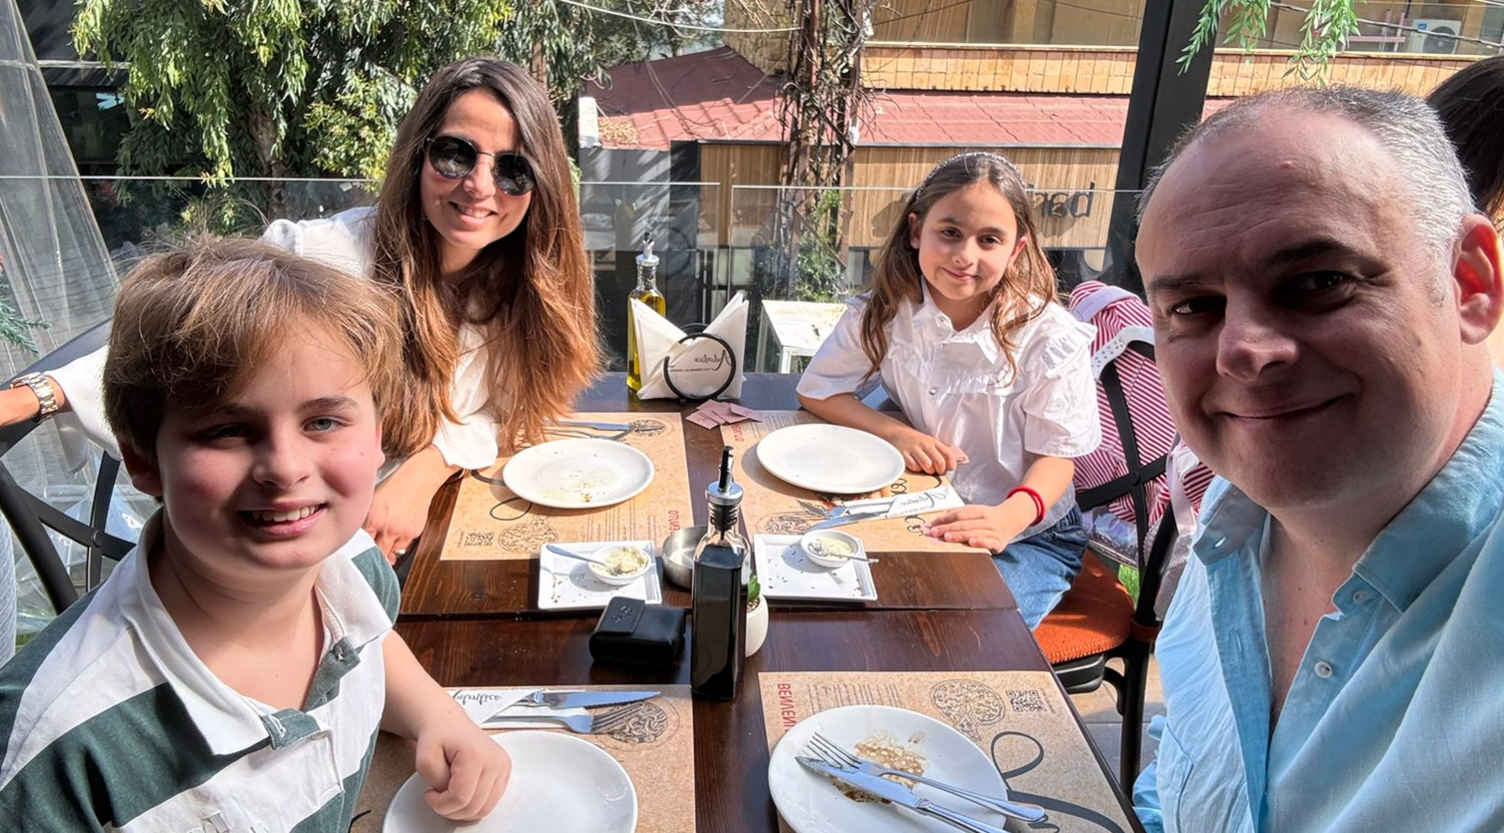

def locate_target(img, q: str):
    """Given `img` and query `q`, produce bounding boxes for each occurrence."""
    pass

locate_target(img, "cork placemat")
[721,412,981,554]
[441,413,694,561]
[355,685,695,832]
[759,671,1135,833]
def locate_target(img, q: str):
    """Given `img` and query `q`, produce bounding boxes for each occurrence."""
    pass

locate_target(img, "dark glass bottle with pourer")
[690,446,748,699]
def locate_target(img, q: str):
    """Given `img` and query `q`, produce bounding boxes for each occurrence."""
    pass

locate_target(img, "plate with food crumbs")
[537,540,663,611]
[503,438,654,509]
[767,705,1015,833]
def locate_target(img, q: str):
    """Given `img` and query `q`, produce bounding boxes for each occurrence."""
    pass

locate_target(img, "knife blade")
[551,419,632,431]
[517,689,659,709]
[795,757,1008,833]
[805,513,881,532]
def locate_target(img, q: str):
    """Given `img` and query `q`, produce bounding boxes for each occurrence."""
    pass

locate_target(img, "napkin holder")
[661,325,737,401]
[589,597,686,667]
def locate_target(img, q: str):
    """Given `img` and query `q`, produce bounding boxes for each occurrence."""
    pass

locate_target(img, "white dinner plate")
[768,705,1014,833]
[755,424,905,495]
[383,731,638,833]
[502,438,654,509]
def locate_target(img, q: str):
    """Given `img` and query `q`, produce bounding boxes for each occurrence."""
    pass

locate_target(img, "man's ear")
[118,442,163,498]
[1454,215,1504,347]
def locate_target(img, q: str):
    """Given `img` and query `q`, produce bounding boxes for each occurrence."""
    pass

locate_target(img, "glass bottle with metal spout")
[626,235,666,391]
[690,446,749,699]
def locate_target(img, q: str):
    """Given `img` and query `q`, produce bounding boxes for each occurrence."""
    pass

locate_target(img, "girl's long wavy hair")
[372,57,599,456]
[861,152,1058,382]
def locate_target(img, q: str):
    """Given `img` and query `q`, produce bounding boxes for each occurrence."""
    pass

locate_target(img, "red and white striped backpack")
[1067,281,1214,578]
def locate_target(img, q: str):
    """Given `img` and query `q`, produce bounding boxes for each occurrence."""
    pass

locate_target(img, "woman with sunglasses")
[4,57,599,561]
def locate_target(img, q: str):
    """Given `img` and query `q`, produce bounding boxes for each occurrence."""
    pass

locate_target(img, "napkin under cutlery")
[808,485,965,530]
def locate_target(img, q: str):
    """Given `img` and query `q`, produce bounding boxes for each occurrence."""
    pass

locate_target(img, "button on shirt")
[1134,371,1504,833]
[796,288,1099,540]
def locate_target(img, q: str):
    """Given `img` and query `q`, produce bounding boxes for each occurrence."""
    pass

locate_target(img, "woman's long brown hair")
[861,152,1058,383]
[373,57,600,457]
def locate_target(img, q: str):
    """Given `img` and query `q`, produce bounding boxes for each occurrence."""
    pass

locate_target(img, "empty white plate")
[768,705,1012,833]
[756,424,905,495]
[383,731,638,833]
[502,438,654,509]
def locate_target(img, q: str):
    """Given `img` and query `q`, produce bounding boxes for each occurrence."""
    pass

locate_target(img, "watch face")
[663,334,736,400]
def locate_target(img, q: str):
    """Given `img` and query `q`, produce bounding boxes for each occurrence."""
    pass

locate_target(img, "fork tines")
[590,705,638,734]
[806,732,861,768]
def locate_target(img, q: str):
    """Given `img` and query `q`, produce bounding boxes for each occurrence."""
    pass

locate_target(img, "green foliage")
[0,295,48,356]
[1182,0,1360,79]
[73,0,514,186]
[747,573,761,607]
[792,189,847,303]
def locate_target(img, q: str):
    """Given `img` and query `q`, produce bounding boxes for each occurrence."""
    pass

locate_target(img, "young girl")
[797,151,1100,628]
[6,58,600,562]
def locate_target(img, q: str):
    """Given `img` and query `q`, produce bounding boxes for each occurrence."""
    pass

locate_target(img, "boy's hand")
[924,500,1033,551]
[414,717,512,822]
[887,426,968,475]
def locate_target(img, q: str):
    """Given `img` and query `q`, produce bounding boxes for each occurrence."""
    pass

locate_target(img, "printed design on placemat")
[627,417,669,438]
[761,512,816,536]
[929,679,1005,741]
[597,701,674,747]
[498,516,558,557]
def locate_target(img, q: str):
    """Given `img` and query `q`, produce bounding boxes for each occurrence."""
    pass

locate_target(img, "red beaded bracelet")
[1007,486,1046,527]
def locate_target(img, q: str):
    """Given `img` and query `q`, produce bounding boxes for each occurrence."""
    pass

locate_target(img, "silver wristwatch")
[10,372,59,422]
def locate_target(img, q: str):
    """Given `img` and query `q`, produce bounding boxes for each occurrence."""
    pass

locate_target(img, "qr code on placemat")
[1006,689,1049,714]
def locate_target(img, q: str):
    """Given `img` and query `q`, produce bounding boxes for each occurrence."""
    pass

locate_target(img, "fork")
[542,426,633,442]
[484,705,638,734]
[807,732,1048,824]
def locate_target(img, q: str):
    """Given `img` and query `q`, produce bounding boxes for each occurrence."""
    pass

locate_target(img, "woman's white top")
[796,286,1101,541]
[49,207,503,472]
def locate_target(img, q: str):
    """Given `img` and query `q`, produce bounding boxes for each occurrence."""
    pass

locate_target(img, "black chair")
[1034,339,1182,790]
[0,320,131,615]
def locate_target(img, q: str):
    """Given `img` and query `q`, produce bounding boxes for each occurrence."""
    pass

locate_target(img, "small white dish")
[583,544,654,585]
[755,424,905,495]
[754,535,877,603]
[767,705,1012,833]
[799,530,866,569]
[384,730,637,833]
[503,438,654,509]
[538,540,663,611]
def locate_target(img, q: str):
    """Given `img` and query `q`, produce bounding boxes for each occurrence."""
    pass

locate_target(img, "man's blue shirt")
[1135,372,1504,832]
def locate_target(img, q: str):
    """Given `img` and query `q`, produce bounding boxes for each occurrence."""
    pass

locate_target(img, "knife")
[510,689,659,709]
[805,512,885,532]
[551,419,633,431]
[796,756,1009,833]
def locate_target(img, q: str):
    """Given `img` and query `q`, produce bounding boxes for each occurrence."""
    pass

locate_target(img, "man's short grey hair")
[1138,86,1475,268]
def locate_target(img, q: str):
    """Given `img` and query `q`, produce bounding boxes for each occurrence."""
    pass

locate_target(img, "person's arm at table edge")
[381,632,511,821]
[366,444,460,561]
[925,456,1074,550]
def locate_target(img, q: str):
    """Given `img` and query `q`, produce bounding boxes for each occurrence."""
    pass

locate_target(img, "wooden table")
[377,373,1144,833]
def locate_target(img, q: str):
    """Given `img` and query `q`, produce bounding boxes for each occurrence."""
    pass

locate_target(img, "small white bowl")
[799,530,865,569]
[587,545,655,585]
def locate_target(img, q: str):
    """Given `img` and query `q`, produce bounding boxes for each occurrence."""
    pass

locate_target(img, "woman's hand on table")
[413,706,512,821]
[924,499,1033,551]
[365,445,458,563]
[886,426,968,475]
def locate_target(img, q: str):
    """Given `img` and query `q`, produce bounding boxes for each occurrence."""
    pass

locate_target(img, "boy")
[0,240,509,830]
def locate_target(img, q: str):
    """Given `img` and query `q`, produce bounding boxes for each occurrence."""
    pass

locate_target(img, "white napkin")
[634,292,748,399]
[843,484,965,519]
[450,687,590,728]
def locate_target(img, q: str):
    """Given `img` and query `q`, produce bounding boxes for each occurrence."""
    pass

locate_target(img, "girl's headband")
[914,151,1025,196]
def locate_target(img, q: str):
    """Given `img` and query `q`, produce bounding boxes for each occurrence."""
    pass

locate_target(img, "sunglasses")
[424,136,537,196]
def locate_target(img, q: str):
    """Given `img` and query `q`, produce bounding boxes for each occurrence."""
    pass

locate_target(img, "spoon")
[544,544,629,575]
[805,538,881,564]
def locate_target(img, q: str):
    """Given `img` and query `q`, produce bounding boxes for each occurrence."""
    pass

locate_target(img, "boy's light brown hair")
[103,238,409,461]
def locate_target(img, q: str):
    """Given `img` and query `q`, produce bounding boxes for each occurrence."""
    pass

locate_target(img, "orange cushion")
[1035,555,1134,664]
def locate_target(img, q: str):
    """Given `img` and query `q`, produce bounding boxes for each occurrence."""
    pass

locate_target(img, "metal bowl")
[661,525,708,589]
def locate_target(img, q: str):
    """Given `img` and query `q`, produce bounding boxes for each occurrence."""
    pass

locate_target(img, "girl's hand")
[924,500,1034,551]
[888,426,968,475]
[413,713,512,821]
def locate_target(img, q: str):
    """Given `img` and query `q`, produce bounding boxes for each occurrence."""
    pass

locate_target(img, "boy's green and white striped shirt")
[0,517,398,832]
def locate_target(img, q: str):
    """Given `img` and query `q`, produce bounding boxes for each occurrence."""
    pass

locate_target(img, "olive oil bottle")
[626,236,666,391]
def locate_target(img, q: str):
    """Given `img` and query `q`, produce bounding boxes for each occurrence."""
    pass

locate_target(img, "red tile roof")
[586,47,1144,150]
